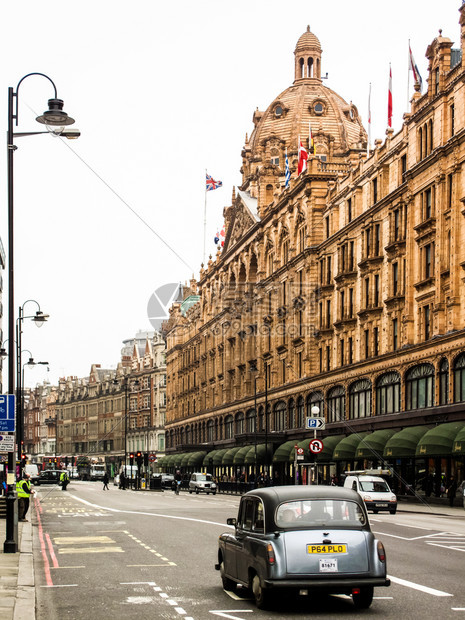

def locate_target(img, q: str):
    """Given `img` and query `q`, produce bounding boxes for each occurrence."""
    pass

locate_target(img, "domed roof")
[247,28,366,160]
[295,26,321,52]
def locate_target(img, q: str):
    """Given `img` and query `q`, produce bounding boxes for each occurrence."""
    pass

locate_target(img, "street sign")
[148,454,157,462]
[0,395,15,432]
[0,434,15,453]
[309,439,324,454]
[305,416,325,430]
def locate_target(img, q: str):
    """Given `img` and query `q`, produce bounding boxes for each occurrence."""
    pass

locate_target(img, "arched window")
[296,396,305,427]
[265,184,273,203]
[274,401,286,431]
[185,425,191,444]
[235,412,244,435]
[405,364,434,410]
[439,358,449,405]
[349,379,372,419]
[327,386,345,423]
[288,399,295,429]
[454,353,465,403]
[307,391,324,421]
[224,415,234,439]
[246,408,255,433]
[376,372,401,414]
[207,420,214,443]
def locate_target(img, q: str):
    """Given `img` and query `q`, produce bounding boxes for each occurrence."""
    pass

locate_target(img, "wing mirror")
[226,518,237,526]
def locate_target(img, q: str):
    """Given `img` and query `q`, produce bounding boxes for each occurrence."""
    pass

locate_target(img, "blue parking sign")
[0,395,15,432]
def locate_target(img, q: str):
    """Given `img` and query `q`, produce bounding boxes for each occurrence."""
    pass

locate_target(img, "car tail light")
[377,541,386,562]
[266,543,276,565]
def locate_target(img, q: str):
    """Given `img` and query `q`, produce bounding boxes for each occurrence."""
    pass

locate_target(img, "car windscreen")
[275,499,367,528]
[359,480,389,492]
[196,474,209,481]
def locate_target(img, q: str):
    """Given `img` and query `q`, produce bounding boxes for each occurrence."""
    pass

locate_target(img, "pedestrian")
[458,479,465,510]
[103,472,110,491]
[60,470,69,491]
[119,471,126,490]
[16,474,35,521]
[446,476,457,507]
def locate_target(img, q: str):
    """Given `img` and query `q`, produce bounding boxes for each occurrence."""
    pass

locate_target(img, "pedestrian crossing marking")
[54,536,115,545]
[58,546,124,554]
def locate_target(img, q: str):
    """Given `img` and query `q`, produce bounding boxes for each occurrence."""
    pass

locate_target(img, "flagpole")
[367,82,371,158]
[407,39,410,110]
[204,169,207,265]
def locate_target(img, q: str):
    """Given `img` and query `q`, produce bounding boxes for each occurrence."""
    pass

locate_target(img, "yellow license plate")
[307,544,347,554]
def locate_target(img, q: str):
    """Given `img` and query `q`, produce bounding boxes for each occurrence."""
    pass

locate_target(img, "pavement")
[0,495,463,619]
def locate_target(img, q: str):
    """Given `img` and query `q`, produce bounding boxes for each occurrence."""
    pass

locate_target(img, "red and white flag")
[298,136,308,175]
[388,64,393,128]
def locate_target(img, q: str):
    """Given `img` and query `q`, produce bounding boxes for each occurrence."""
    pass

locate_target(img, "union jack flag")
[206,173,223,192]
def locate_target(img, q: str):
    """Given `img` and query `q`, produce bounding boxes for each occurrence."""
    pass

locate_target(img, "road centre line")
[372,529,455,541]
[388,574,453,596]
[69,492,234,529]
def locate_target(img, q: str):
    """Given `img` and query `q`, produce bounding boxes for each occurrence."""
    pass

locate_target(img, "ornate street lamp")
[4,73,77,554]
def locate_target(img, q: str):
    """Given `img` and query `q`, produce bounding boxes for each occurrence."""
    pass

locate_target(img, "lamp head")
[36,98,75,126]
[33,311,49,327]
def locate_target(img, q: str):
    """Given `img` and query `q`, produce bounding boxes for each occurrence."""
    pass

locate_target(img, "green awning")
[273,440,298,463]
[315,435,345,461]
[180,453,192,467]
[202,450,219,466]
[416,422,465,457]
[234,445,253,465]
[244,443,273,465]
[355,429,397,459]
[213,449,229,466]
[171,453,184,467]
[188,451,207,467]
[384,426,432,458]
[162,455,174,467]
[222,447,242,465]
[333,432,370,460]
[453,426,465,455]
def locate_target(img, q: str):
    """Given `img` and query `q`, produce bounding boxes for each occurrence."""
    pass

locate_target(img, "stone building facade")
[164,8,465,493]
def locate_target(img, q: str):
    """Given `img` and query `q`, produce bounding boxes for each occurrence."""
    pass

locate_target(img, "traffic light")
[136,451,143,468]
[143,452,149,467]
[129,453,134,466]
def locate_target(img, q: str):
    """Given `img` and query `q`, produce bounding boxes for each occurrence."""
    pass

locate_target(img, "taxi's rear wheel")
[352,586,373,609]
[252,574,273,610]
[220,561,236,592]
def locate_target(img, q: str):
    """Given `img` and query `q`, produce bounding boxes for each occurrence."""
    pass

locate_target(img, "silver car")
[189,472,217,494]
[215,485,389,610]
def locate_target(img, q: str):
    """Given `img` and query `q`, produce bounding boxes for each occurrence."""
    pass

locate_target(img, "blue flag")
[285,149,291,188]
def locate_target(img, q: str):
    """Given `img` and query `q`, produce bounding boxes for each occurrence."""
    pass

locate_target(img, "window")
[274,401,286,431]
[349,288,354,317]
[364,329,370,359]
[326,345,331,371]
[224,415,234,439]
[392,318,398,351]
[424,244,432,279]
[424,305,431,340]
[365,277,370,308]
[340,338,345,366]
[340,290,345,319]
[447,174,453,210]
[373,326,379,356]
[348,337,353,364]
[453,353,465,403]
[374,223,380,255]
[349,379,372,419]
[298,226,306,252]
[374,274,379,306]
[235,412,244,435]
[326,300,331,327]
[393,262,398,295]
[424,188,432,220]
[376,372,400,414]
[450,103,455,137]
[347,198,352,222]
[401,154,407,181]
[434,68,439,94]
[405,363,434,410]
[297,396,305,427]
[314,101,324,114]
[325,217,330,239]
[270,155,279,165]
[439,358,449,405]
[394,209,400,241]
[275,106,283,117]
[246,408,256,433]
[327,386,345,423]
[372,177,378,204]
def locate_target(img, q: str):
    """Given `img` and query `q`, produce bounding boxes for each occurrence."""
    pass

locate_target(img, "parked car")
[215,485,389,610]
[343,470,397,514]
[151,473,174,489]
[189,472,217,494]
[31,470,63,486]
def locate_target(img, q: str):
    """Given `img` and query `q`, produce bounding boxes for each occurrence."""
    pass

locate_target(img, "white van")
[344,470,397,514]
[24,464,39,478]
[90,464,106,480]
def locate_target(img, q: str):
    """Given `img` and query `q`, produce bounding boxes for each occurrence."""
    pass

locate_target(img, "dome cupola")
[294,26,322,82]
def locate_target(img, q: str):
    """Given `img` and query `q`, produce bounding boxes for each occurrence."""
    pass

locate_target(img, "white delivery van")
[24,464,39,478]
[90,464,106,480]
[344,469,397,514]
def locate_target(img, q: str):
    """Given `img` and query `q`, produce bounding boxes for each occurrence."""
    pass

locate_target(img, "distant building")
[164,10,465,493]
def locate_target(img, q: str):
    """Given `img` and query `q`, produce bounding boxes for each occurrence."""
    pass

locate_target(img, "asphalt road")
[32,481,465,620]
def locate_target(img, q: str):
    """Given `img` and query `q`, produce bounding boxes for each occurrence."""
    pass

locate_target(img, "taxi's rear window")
[275,499,366,528]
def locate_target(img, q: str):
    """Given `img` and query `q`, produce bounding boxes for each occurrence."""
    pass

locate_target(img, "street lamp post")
[4,73,76,554]
[264,360,269,479]
[16,300,49,462]
[20,356,48,463]
[311,404,320,485]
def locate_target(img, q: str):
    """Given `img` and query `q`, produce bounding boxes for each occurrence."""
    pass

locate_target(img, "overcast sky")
[0,1,461,388]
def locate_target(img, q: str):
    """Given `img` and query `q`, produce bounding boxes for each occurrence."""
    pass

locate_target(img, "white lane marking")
[41,584,78,588]
[451,608,465,611]
[210,612,253,619]
[388,575,453,596]
[121,581,156,585]
[68,492,234,529]
[175,609,187,615]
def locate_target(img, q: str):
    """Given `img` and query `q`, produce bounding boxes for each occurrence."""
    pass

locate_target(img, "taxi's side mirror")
[226,518,237,526]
